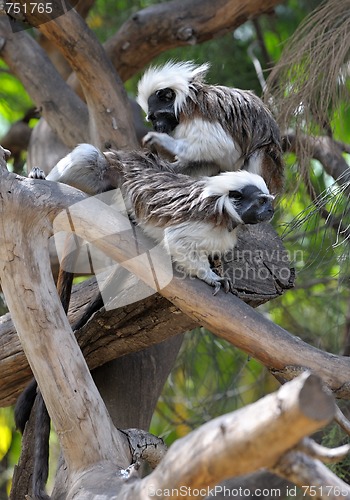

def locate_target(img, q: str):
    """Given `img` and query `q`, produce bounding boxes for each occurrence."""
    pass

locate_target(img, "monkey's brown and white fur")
[31,144,274,292]
[43,144,274,293]
[122,154,273,292]
[137,61,284,194]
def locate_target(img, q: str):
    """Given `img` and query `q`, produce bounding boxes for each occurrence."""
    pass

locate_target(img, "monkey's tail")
[14,378,38,433]
[33,393,51,500]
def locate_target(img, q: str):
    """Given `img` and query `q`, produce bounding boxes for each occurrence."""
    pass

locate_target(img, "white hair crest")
[137,60,210,116]
[200,170,271,222]
[201,170,270,199]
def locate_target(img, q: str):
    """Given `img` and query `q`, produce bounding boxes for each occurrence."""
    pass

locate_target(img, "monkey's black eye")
[228,190,243,200]
[258,196,268,206]
[155,88,176,102]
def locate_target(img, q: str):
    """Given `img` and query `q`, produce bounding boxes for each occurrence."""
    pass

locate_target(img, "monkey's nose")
[152,121,168,133]
[264,208,274,221]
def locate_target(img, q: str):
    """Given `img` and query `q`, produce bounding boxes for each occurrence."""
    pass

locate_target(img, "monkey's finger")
[223,279,231,294]
[142,132,155,147]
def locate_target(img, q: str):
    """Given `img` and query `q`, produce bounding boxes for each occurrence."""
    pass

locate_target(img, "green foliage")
[265,148,350,354]
[150,328,279,444]
[0,408,21,497]
[0,62,33,125]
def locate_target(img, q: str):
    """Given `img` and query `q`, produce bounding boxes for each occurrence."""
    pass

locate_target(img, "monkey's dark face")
[230,185,274,224]
[147,88,179,134]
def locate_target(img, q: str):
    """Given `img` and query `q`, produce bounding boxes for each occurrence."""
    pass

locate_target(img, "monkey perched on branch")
[17,144,274,499]
[137,60,284,194]
[32,144,274,294]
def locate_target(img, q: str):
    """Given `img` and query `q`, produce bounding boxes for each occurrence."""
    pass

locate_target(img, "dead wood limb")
[0,278,195,407]
[0,150,347,498]
[17,0,137,150]
[0,17,88,148]
[0,221,290,406]
[0,149,131,484]
[273,451,350,498]
[105,0,282,82]
[0,165,350,406]
[127,373,336,499]
[48,373,347,499]
[296,437,350,464]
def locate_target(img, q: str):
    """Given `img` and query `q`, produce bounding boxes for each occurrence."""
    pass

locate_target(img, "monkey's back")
[182,83,281,158]
[109,150,233,230]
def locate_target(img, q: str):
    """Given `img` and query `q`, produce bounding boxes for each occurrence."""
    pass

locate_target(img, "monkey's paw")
[209,254,223,277]
[212,276,233,296]
[142,131,163,148]
[142,131,177,153]
[28,167,46,180]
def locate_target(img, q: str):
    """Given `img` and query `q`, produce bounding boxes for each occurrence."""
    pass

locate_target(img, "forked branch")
[0,146,349,497]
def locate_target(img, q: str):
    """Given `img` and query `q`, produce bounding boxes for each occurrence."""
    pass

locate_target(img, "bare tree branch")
[105,0,282,82]
[0,278,195,406]
[16,0,137,149]
[0,147,132,481]
[334,405,350,436]
[1,164,350,406]
[131,373,337,498]
[75,0,96,19]
[274,451,350,497]
[0,17,88,147]
[282,132,350,241]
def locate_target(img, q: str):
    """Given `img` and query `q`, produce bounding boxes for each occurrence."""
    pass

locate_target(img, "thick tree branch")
[105,0,282,81]
[296,437,350,464]
[15,0,137,150]
[0,163,133,479]
[128,373,337,499]
[0,17,88,148]
[0,164,350,408]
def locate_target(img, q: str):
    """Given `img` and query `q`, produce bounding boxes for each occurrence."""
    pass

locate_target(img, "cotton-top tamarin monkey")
[31,144,274,293]
[137,60,284,194]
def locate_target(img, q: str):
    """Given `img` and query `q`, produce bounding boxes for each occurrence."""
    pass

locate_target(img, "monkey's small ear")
[228,190,242,199]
